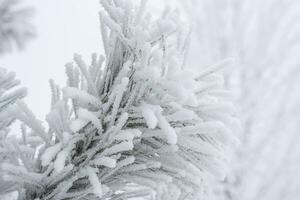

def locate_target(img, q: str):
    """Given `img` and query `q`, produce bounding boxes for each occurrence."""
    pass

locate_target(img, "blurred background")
[0,0,299,199]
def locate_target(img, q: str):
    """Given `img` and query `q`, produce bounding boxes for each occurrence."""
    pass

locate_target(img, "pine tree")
[0,0,34,54]
[0,0,237,199]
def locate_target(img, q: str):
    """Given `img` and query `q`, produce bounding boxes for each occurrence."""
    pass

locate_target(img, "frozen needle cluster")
[0,0,237,199]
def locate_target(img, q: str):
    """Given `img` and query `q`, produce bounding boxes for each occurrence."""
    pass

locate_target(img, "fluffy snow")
[141,104,158,129]
[102,141,134,156]
[62,87,100,107]
[114,129,142,141]
[54,147,70,173]
[77,108,102,132]
[69,118,89,132]
[155,112,177,144]
[86,167,103,198]
[41,143,62,166]
[93,156,116,168]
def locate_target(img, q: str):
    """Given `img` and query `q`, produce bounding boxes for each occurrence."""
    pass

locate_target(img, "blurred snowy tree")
[0,0,34,54]
[183,0,300,199]
[0,0,237,199]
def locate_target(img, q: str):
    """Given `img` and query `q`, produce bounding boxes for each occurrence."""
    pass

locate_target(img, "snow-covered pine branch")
[0,0,237,199]
[0,0,34,54]
[0,67,27,195]
[0,67,27,159]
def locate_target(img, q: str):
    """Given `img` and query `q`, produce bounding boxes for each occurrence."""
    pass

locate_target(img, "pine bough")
[0,67,27,195]
[0,0,237,199]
